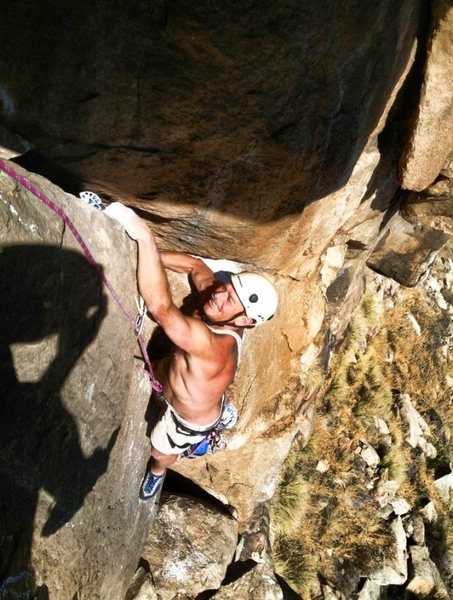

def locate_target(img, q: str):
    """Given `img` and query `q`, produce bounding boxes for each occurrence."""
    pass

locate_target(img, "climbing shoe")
[140,471,165,500]
[79,191,104,210]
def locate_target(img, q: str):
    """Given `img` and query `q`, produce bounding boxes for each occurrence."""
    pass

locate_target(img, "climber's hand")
[104,202,149,241]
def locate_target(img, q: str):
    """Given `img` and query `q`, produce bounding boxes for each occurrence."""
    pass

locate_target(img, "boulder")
[0,162,156,599]
[434,472,453,504]
[211,563,283,600]
[132,578,159,600]
[420,501,438,523]
[398,393,437,457]
[235,503,273,565]
[360,445,381,468]
[406,545,449,598]
[356,579,382,600]
[366,212,450,287]
[406,513,426,545]
[125,569,158,600]
[143,495,238,599]
[390,497,411,516]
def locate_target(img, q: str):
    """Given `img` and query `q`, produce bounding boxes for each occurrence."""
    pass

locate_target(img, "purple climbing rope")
[0,158,160,391]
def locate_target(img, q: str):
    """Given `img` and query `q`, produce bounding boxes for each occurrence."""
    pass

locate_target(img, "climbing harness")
[182,401,238,458]
[0,159,160,392]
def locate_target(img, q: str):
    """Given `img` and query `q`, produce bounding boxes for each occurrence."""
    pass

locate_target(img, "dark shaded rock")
[406,546,449,598]
[0,0,422,268]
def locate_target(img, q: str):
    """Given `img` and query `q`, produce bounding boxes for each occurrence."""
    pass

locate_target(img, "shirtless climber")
[105,203,278,499]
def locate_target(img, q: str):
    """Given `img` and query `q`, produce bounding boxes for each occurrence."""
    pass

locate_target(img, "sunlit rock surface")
[400,0,453,191]
[143,495,238,599]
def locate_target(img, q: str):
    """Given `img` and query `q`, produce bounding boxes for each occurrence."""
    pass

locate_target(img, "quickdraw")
[0,158,161,392]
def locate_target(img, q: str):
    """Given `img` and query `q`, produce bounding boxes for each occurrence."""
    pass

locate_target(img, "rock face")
[0,164,156,599]
[1,1,421,233]
[1,0,453,598]
[2,1,452,525]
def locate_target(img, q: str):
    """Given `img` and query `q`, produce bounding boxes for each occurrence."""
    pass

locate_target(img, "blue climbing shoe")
[140,471,165,500]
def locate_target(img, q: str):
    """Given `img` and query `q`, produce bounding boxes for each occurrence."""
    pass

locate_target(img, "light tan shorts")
[150,402,221,455]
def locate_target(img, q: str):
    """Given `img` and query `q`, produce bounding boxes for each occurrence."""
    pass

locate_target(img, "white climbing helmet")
[230,272,278,325]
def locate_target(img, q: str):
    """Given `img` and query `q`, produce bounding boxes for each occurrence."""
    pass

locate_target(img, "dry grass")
[385,292,452,425]
[273,537,318,599]
[271,447,311,537]
[302,358,325,392]
[270,276,453,595]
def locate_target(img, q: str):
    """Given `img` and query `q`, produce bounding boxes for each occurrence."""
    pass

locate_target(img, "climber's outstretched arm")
[104,203,173,316]
[104,203,213,356]
[160,251,217,292]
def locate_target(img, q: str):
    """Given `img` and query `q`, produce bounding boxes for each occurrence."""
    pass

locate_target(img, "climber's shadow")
[0,245,117,587]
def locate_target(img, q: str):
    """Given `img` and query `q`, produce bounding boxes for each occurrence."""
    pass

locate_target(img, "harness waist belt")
[169,408,221,437]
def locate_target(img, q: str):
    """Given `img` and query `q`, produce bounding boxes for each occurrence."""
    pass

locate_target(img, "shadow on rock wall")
[0,0,436,222]
[0,245,118,596]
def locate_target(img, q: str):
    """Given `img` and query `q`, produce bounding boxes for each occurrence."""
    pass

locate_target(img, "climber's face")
[202,281,245,324]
